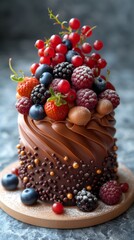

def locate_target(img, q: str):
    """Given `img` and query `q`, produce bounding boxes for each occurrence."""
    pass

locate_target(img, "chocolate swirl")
[18,112,116,165]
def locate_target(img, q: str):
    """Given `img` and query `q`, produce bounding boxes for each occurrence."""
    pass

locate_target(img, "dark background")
[0,0,134,71]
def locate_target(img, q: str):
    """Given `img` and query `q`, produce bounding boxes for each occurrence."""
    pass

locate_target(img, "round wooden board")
[0,162,134,229]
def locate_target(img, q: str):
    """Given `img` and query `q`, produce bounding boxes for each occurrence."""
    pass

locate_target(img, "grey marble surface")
[0,0,134,238]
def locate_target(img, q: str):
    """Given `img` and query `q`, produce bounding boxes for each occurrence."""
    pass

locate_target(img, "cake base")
[0,162,134,229]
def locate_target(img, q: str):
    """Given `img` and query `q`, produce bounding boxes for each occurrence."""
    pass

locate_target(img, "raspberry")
[99,180,122,205]
[71,65,94,90]
[16,97,32,115]
[76,189,98,212]
[76,88,97,110]
[99,89,120,109]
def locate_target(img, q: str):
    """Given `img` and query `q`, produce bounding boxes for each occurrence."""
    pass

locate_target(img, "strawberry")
[17,77,39,98]
[44,89,69,121]
[9,58,39,98]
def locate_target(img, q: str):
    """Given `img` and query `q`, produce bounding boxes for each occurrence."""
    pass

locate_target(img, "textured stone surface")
[0,0,134,239]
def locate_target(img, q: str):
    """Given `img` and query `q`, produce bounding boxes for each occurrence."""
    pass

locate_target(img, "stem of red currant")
[9,58,24,82]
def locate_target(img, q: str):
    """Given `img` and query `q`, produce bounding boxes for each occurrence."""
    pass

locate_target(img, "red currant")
[11,167,19,176]
[71,55,83,67]
[97,58,107,68]
[38,48,45,57]
[69,32,80,46]
[35,39,44,49]
[50,35,62,48]
[120,183,129,193]
[44,47,55,58]
[73,47,82,55]
[40,56,51,65]
[91,52,101,61]
[55,43,67,54]
[84,56,96,68]
[52,53,65,66]
[100,75,106,81]
[93,40,103,50]
[65,89,77,103]
[30,63,39,75]
[69,18,81,30]
[57,79,70,94]
[81,42,92,54]
[52,202,64,214]
[81,25,92,37]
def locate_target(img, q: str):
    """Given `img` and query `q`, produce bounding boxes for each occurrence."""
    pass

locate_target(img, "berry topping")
[1,173,19,190]
[35,39,44,49]
[30,63,39,75]
[69,18,81,30]
[120,183,129,193]
[93,40,103,50]
[71,65,94,90]
[66,50,79,63]
[76,89,97,110]
[76,189,98,212]
[31,84,51,104]
[62,39,72,50]
[29,104,46,120]
[39,72,53,87]
[99,180,122,205]
[65,88,77,103]
[93,77,106,93]
[44,90,69,121]
[16,97,32,115]
[11,167,19,176]
[50,78,61,92]
[57,79,71,94]
[35,64,53,80]
[21,188,39,205]
[52,202,64,214]
[53,62,74,80]
[99,89,120,109]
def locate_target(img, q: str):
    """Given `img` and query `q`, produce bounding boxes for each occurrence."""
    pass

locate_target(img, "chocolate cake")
[9,10,121,208]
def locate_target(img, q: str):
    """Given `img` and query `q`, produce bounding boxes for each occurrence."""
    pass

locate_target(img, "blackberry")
[31,84,50,104]
[76,189,98,212]
[53,62,74,80]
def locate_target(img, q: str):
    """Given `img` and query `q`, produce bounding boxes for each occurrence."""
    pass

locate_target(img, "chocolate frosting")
[18,112,116,165]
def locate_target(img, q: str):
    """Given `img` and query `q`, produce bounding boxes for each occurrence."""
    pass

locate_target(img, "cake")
[6,10,127,212]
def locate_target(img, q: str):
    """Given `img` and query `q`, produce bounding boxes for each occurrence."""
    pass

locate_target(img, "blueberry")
[66,50,79,63]
[21,188,38,205]
[1,173,19,190]
[29,104,46,120]
[62,39,72,50]
[93,77,106,93]
[39,72,53,87]
[35,64,53,79]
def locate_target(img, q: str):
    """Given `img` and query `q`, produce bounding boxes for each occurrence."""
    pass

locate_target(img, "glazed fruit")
[16,97,32,115]
[1,173,19,190]
[68,106,91,126]
[21,188,39,205]
[99,180,122,205]
[52,202,64,214]
[29,104,46,120]
[71,65,94,90]
[76,189,98,212]
[76,88,97,110]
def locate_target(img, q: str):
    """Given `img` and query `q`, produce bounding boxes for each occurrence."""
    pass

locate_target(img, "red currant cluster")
[30,12,107,77]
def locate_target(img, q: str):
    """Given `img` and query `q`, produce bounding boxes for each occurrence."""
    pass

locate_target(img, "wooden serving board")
[0,162,134,229]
